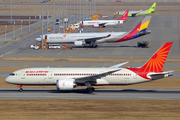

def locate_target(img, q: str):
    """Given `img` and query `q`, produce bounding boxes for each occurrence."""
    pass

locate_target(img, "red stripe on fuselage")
[126,68,152,80]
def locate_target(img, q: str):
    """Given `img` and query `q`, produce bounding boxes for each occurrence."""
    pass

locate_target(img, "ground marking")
[58,52,62,55]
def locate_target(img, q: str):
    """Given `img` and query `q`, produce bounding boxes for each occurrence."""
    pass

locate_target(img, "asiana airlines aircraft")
[5,42,173,93]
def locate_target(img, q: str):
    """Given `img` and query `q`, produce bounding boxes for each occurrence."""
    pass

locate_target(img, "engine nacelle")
[74,40,85,46]
[56,79,77,90]
[93,24,99,27]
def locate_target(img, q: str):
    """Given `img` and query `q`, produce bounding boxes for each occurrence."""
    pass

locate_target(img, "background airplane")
[5,42,173,93]
[114,2,156,17]
[36,16,151,48]
[81,10,129,27]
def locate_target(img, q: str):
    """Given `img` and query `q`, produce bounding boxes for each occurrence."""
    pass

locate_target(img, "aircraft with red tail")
[5,42,173,93]
[36,16,151,48]
[81,10,129,27]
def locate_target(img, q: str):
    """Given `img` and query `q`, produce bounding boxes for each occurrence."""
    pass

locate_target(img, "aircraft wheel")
[94,45,98,48]
[19,88,23,92]
[85,87,94,93]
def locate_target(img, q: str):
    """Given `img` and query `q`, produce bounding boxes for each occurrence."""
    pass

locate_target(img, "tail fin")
[115,16,151,42]
[146,2,156,14]
[116,10,129,21]
[139,42,173,73]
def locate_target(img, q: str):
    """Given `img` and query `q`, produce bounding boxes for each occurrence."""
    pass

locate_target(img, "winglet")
[139,42,173,73]
[116,10,129,21]
[109,61,129,68]
[138,9,142,14]
[146,2,156,14]
[107,34,111,37]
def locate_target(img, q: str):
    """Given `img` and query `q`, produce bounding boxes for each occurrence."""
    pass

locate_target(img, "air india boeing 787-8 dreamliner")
[5,42,173,93]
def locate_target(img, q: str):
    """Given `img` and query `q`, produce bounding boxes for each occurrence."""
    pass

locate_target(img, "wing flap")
[79,34,111,43]
[74,69,120,83]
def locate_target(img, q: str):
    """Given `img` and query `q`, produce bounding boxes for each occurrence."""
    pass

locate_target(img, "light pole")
[13,22,15,39]
[73,0,75,24]
[21,20,23,37]
[65,0,67,30]
[58,0,60,33]
[76,0,77,22]
[11,0,12,23]
[79,0,81,21]
[5,25,7,43]
[69,0,71,25]
[53,0,55,33]
[46,0,49,34]
[41,0,45,49]
[63,0,64,33]
[29,17,31,33]
[94,1,96,13]
[87,0,88,18]
[83,0,84,21]
[90,0,91,18]
[12,21,17,40]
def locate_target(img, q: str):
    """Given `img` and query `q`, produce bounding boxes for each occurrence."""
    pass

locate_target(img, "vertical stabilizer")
[116,10,129,21]
[146,2,156,14]
[139,42,173,73]
[115,16,151,42]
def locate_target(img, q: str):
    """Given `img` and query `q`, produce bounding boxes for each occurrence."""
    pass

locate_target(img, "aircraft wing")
[79,34,111,43]
[74,69,120,83]
[96,22,107,27]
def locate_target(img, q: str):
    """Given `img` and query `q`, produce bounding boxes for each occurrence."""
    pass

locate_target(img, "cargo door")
[21,71,26,79]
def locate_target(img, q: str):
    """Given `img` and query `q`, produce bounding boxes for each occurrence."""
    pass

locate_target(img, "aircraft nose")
[5,77,10,83]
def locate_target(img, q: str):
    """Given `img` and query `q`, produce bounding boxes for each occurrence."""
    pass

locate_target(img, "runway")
[0,88,180,100]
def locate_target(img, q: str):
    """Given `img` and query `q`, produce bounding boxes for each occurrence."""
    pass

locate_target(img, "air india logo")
[63,82,65,86]
[140,42,173,73]
[63,35,66,38]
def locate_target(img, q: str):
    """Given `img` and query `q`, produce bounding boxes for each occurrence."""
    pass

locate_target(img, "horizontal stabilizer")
[147,71,174,80]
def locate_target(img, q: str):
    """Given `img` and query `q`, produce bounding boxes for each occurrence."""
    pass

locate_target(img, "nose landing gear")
[17,85,23,92]
[19,88,23,92]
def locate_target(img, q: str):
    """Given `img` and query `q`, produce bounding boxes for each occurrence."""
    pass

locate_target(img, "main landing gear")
[85,87,95,93]
[84,81,95,93]
[91,44,98,48]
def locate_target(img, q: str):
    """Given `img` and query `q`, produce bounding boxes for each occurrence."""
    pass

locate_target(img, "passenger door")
[48,71,53,79]
[21,71,26,79]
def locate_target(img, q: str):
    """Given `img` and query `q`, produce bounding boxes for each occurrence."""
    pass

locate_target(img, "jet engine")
[56,79,77,90]
[74,40,85,46]
[93,24,99,27]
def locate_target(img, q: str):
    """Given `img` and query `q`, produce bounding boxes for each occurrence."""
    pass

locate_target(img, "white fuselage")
[82,20,123,26]
[5,68,149,86]
[36,32,126,44]
[115,10,148,15]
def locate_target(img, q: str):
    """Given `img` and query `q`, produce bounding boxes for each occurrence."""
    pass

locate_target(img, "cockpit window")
[10,73,15,76]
